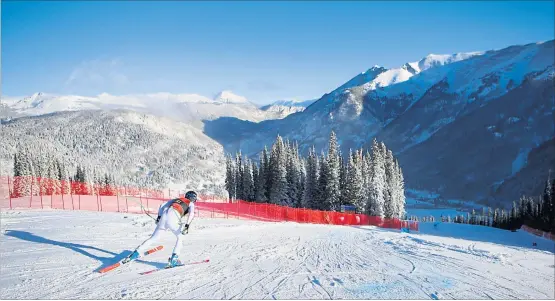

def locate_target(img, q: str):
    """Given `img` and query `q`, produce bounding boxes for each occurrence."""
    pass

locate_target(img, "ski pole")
[123,195,157,221]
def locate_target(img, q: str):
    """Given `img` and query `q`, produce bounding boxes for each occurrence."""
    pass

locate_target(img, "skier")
[123,190,198,268]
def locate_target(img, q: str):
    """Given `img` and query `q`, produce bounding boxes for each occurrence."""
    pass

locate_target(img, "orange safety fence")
[0,175,418,231]
[521,225,555,242]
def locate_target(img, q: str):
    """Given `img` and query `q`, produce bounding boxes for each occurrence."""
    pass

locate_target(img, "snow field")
[0,209,553,299]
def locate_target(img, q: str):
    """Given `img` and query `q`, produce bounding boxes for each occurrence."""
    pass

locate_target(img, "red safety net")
[1,175,419,232]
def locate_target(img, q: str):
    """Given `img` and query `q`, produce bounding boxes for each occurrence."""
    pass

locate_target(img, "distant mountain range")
[0,90,308,122]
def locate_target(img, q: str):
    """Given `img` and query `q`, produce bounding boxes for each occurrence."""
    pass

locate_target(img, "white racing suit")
[135,199,195,256]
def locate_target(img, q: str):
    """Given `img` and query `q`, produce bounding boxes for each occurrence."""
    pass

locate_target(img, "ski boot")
[167,253,182,268]
[122,250,140,264]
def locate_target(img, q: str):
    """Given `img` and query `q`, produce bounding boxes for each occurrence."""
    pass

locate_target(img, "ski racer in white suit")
[123,190,198,267]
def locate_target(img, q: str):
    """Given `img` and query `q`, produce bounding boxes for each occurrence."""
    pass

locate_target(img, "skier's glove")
[155,216,161,225]
[181,224,189,235]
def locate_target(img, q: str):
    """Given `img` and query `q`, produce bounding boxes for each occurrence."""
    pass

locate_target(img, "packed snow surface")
[1,210,554,299]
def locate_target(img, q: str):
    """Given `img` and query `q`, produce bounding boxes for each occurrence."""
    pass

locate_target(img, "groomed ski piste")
[1,209,554,300]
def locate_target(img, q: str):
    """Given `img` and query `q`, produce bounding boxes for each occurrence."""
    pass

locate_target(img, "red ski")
[140,258,210,275]
[98,245,164,273]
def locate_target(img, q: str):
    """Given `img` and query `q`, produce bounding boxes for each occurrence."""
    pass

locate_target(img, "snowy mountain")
[203,40,555,207]
[213,90,250,104]
[1,91,273,123]
[259,99,316,119]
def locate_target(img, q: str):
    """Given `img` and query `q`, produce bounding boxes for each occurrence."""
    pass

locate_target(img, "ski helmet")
[185,191,198,202]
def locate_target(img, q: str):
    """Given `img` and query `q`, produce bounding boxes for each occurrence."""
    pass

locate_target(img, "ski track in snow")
[0,209,554,299]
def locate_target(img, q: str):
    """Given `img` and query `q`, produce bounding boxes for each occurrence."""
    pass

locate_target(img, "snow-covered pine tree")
[235,152,244,200]
[252,160,260,202]
[316,151,330,210]
[12,148,28,197]
[538,196,544,221]
[339,150,349,200]
[347,149,365,213]
[255,149,267,202]
[13,152,21,177]
[496,209,502,227]
[362,149,372,210]
[340,150,349,205]
[383,148,395,219]
[36,153,48,195]
[243,158,254,202]
[262,146,271,203]
[525,198,534,225]
[343,149,354,207]
[393,159,406,219]
[297,157,306,208]
[510,200,519,228]
[56,159,70,195]
[285,143,299,207]
[12,151,20,197]
[302,146,318,209]
[25,147,39,196]
[325,131,341,211]
[48,158,61,195]
[81,166,91,195]
[269,135,288,205]
[367,139,385,217]
[541,175,553,230]
[225,155,236,201]
[109,172,117,195]
[74,165,81,182]
[91,166,101,195]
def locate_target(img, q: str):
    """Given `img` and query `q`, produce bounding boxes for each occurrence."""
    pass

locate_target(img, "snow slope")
[1,210,553,299]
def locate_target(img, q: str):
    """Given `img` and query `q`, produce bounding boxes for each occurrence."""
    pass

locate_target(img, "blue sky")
[2,1,554,105]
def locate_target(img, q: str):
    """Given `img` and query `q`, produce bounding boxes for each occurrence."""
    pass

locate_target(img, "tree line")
[12,146,117,196]
[423,176,555,234]
[225,132,406,219]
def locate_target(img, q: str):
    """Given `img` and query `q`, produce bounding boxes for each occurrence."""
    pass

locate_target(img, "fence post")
[125,186,129,212]
[96,186,100,211]
[99,193,103,212]
[79,194,81,210]
[30,177,33,208]
[116,192,120,212]
[62,190,65,210]
[70,183,73,209]
[38,178,44,209]
[8,176,12,209]
[68,182,73,210]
